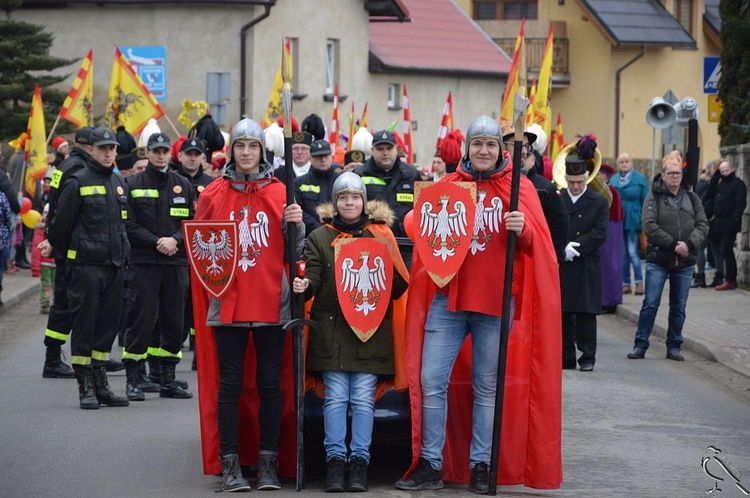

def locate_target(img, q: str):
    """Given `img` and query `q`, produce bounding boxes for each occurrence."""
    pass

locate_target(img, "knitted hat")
[52,137,68,152]
[439,129,464,169]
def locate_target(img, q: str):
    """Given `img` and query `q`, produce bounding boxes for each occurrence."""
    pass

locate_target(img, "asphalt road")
[1,296,749,497]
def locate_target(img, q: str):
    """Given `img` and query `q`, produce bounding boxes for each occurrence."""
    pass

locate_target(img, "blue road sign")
[703,57,721,94]
[120,46,167,101]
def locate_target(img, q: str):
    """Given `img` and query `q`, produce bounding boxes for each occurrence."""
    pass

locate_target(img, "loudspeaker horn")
[674,97,700,128]
[646,97,677,129]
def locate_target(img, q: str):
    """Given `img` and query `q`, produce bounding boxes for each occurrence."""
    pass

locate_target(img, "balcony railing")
[495,37,570,84]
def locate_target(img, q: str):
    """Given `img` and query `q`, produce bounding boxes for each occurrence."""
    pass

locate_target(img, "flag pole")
[162,114,181,137]
[46,115,62,146]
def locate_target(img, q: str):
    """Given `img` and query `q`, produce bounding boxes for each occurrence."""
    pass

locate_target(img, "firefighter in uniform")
[294,138,340,236]
[354,130,419,264]
[48,127,131,410]
[175,137,214,370]
[39,127,94,379]
[122,133,194,401]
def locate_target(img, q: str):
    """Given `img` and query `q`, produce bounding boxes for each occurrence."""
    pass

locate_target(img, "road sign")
[120,46,167,101]
[707,95,723,123]
[703,57,721,94]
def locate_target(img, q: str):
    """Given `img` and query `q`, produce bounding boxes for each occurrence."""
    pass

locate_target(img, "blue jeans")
[634,263,693,350]
[420,293,511,469]
[321,370,378,463]
[623,230,643,286]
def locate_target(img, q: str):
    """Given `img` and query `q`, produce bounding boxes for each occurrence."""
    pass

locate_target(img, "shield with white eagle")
[183,220,239,299]
[334,237,394,343]
[414,181,476,287]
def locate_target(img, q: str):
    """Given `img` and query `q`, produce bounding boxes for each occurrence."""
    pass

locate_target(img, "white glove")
[564,241,581,262]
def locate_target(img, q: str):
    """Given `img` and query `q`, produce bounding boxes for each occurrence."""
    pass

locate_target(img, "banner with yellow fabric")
[263,39,292,125]
[59,49,94,128]
[24,85,47,198]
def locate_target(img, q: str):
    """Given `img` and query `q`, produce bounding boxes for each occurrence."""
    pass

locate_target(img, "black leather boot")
[73,365,99,410]
[325,457,346,492]
[124,361,145,401]
[43,345,76,378]
[159,362,193,399]
[137,361,160,393]
[93,365,130,407]
[691,272,706,288]
[346,457,368,492]
[148,355,188,389]
[220,454,251,492]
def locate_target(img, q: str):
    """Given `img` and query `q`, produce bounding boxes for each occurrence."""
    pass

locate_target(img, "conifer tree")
[718,0,750,146]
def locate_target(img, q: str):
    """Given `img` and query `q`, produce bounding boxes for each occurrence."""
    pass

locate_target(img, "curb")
[0,281,40,314]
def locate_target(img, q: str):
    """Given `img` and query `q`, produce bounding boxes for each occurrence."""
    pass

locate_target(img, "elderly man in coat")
[559,139,609,372]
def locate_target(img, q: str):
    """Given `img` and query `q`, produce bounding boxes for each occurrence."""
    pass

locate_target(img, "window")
[473,1,537,20]
[672,0,693,34]
[206,72,231,128]
[388,83,401,109]
[325,39,339,95]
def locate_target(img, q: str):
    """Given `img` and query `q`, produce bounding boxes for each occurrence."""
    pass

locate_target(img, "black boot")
[73,365,99,410]
[148,355,188,389]
[220,454,251,492]
[103,358,125,372]
[691,272,706,288]
[43,345,76,379]
[325,457,346,492]
[93,365,130,407]
[708,275,723,288]
[137,361,160,393]
[346,457,368,492]
[159,362,193,399]
[0,283,4,307]
[124,362,145,401]
[256,453,281,490]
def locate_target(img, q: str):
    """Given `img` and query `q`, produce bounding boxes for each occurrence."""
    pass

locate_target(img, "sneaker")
[256,454,281,490]
[468,462,490,495]
[666,349,684,361]
[324,457,346,493]
[715,281,737,291]
[395,458,443,491]
[627,347,646,359]
[346,457,368,492]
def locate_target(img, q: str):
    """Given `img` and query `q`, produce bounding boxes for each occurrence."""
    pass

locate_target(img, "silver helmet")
[332,172,368,215]
[465,115,502,156]
[228,118,269,166]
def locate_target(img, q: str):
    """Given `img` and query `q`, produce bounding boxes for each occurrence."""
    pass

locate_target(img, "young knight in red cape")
[191,118,305,492]
[396,115,562,493]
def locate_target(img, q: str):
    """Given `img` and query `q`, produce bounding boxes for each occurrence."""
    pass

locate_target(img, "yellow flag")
[500,19,525,128]
[263,39,293,126]
[551,113,565,162]
[525,77,537,128]
[106,45,165,135]
[60,49,94,128]
[532,24,554,137]
[24,85,47,197]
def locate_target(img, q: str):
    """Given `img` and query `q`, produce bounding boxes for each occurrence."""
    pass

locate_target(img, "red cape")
[403,168,563,488]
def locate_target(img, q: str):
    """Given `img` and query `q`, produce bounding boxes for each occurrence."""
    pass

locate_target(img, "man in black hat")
[48,126,131,409]
[294,139,340,235]
[39,126,102,379]
[558,153,608,372]
[274,131,312,184]
[354,130,419,253]
[340,149,365,174]
[504,126,568,263]
[122,132,194,401]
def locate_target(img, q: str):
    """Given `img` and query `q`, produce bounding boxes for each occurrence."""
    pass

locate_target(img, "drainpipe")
[240,1,276,118]
[614,46,645,157]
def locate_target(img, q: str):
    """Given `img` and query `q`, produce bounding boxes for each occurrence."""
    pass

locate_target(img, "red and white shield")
[334,237,394,343]
[414,181,476,287]
[183,220,239,299]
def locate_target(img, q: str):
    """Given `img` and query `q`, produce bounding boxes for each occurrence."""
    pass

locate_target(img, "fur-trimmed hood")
[315,199,395,227]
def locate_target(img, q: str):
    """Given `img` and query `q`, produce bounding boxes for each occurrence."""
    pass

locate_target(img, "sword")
[488,89,529,496]
[279,39,316,492]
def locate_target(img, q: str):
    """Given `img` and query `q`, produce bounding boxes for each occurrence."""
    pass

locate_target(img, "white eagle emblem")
[231,206,269,271]
[470,190,503,254]
[419,196,469,261]
[340,252,388,316]
[191,229,234,275]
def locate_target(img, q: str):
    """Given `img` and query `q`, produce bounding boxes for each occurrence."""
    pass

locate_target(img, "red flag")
[435,91,452,152]
[402,84,414,164]
[329,84,340,148]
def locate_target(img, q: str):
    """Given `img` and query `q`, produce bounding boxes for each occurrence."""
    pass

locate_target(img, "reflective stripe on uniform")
[50,169,63,189]
[170,207,190,217]
[80,185,106,196]
[121,210,128,220]
[396,193,414,203]
[122,350,148,361]
[147,346,160,357]
[361,176,387,186]
[299,184,321,193]
[190,327,195,337]
[151,348,183,360]
[71,355,91,366]
[131,189,159,198]
[45,328,69,341]
[67,249,77,260]
[91,350,111,361]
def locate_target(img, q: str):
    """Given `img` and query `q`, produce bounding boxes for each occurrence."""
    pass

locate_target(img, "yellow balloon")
[22,209,41,228]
